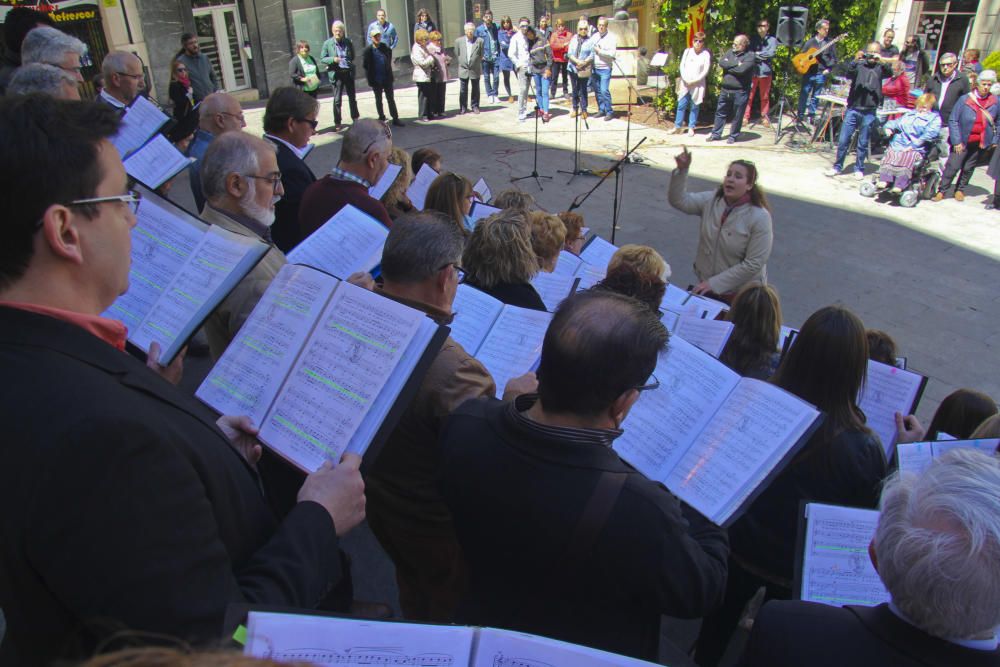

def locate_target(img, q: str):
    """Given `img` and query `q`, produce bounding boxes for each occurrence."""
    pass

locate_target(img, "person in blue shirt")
[475,10,500,104]
[366,9,398,50]
[745,18,777,128]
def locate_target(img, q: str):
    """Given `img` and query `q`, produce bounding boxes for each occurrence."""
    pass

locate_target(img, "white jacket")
[676,47,711,104]
[592,31,616,70]
[508,32,530,71]
[410,42,435,82]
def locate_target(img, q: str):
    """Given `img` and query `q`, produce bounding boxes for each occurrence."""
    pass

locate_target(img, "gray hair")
[979,69,997,84]
[201,132,275,202]
[875,448,1000,640]
[464,21,476,30]
[21,26,87,67]
[462,207,539,288]
[101,50,139,80]
[340,118,391,163]
[7,63,77,97]
[332,20,346,33]
[380,212,466,283]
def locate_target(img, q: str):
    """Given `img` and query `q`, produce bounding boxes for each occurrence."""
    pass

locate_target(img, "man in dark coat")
[362,26,404,126]
[708,34,755,143]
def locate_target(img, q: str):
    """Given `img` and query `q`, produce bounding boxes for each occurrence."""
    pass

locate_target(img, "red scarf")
[176,72,191,88]
[721,193,752,225]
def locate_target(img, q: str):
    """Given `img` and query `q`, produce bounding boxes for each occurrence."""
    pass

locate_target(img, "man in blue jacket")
[745,18,777,128]
[366,9,398,50]
[475,10,500,104]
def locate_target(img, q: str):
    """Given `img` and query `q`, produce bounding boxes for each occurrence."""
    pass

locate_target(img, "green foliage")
[654,0,882,119]
[983,51,1000,73]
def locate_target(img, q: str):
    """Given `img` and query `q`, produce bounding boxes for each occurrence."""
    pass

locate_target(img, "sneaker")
[473,107,480,114]
[727,136,736,144]
[877,181,889,190]
[604,112,614,121]
[686,128,695,137]
[706,135,720,142]
[954,190,965,202]
[890,186,902,194]
[853,171,865,181]
[824,167,840,177]
[518,113,527,122]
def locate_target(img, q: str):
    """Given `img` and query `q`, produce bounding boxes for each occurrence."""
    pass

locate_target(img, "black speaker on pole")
[776,6,809,47]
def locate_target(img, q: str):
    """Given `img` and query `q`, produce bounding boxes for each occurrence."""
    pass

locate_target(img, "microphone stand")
[612,56,649,166]
[510,73,553,190]
[557,105,595,183]
[567,136,646,245]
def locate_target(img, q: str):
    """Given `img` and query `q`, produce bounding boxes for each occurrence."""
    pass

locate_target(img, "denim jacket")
[475,22,498,62]
[566,34,595,75]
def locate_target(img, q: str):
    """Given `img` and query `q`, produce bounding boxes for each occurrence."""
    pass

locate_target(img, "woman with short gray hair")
[462,208,545,311]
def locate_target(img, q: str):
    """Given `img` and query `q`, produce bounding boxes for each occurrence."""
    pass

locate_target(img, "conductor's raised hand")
[298,453,366,536]
[674,145,692,171]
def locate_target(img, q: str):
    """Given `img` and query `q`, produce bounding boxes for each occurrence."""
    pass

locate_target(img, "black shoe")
[706,135,720,142]
[986,198,1000,210]
[727,136,736,144]
[392,119,405,127]
[377,116,387,122]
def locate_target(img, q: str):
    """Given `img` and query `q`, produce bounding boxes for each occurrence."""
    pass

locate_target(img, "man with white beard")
[199,132,287,359]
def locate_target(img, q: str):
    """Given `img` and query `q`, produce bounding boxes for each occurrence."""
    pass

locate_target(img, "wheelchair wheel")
[920,171,940,200]
[900,190,919,208]
[859,180,878,197]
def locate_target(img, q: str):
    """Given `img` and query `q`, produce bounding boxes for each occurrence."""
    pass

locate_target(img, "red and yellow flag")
[686,0,709,47]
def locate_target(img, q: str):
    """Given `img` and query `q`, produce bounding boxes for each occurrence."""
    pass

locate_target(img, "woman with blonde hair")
[382,146,414,220]
[410,29,436,121]
[528,211,567,271]
[877,92,940,193]
[463,208,545,310]
[492,188,535,211]
[594,245,670,313]
[428,30,450,117]
[720,283,783,380]
[425,171,475,233]
[558,211,586,254]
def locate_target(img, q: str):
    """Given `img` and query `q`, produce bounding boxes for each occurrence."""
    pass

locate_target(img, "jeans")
[331,69,359,125]
[797,72,826,120]
[676,92,699,128]
[482,60,499,97]
[517,67,531,115]
[834,107,878,173]
[549,61,569,96]
[711,88,749,139]
[372,83,398,120]
[570,73,589,112]
[745,75,772,120]
[532,73,550,111]
[594,67,612,115]
[459,76,480,110]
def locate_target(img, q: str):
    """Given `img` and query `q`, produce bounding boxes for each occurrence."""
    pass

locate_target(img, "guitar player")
[796,19,839,127]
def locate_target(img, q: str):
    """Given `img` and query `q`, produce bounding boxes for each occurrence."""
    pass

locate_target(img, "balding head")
[198,92,245,135]
[338,118,392,185]
[101,51,144,104]
[201,132,282,226]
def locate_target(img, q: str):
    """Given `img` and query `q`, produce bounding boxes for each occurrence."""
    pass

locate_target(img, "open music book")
[579,234,618,269]
[123,133,194,189]
[243,611,659,666]
[196,263,446,472]
[659,312,735,358]
[614,336,822,526]
[857,360,927,457]
[794,502,890,608]
[102,185,269,365]
[368,162,402,201]
[449,284,552,399]
[473,177,492,203]
[661,283,730,320]
[552,250,607,292]
[468,201,501,224]
[406,162,439,210]
[286,204,388,278]
[530,272,580,312]
[111,94,170,158]
[896,438,1000,476]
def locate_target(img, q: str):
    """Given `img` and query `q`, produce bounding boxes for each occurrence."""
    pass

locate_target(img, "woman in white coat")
[410,29,436,122]
[674,31,712,136]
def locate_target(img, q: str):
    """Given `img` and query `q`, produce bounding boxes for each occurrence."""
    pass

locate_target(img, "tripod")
[773,46,806,144]
[567,136,647,245]
[612,57,649,166]
[511,74,553,190]
[557,104,595,184]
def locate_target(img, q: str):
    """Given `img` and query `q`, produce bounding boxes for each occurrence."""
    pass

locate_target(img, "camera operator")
[825,42,893,179]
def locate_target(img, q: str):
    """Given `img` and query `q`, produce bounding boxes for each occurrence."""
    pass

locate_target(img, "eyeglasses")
[296,117,319,129]
[244,173,283,187]
[363,123,393,155]
[175,67,188,72]
[36,190,143,229]
[219,111,246,123]
[693,39,704,43]
[116,71,144,80]
[56,64,83,74]
[634,374,660,392]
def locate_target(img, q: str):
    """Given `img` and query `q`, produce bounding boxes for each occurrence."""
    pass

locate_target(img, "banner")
[686,0,709,48]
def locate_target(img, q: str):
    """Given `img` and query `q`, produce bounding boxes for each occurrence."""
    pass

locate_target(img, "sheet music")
[551,250,583,278]
[287,204,388,277]
[474,306,552,399]
[674,316,735,358]
[245,612,475,665]
[196,265,339,425]
[778,325,799,352]
[407,163,439,210]
[473,177,492,204]
[858,360,925,457]
[472,627,659,667]
[615,337,740,483]
[683,294,730,320]
[449,284,504,354]
[111,95,169,158]
[662,283,690,311]
[649,52,669,67]
[123,133,192,188]
[258,282,425,471]
[800,503,890,607]
[130,224,263,356]
[897,439,1000,476]
[660,309,679,332]
[368,162,402,201]
[579,235,618,269]
[468,201,501,224]
[666,379,820,524]
[530,272,577,312]
[573,262,606,291]
[103,192,204,331]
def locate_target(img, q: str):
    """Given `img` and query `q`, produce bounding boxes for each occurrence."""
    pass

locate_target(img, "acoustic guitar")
[793,33,848,75]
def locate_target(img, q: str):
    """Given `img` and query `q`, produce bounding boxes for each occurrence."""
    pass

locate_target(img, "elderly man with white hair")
[20,25,86,85]
[320,20,360,131]
[199,132,286,359]
[454,21,483,114]
[742,448,1000,666]
[7,63,80,99]
[99,50,145,108]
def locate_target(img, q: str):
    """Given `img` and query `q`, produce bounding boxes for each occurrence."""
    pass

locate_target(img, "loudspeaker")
[777,6,809,47]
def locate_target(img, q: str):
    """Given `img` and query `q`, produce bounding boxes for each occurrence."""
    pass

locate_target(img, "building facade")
[877,0,999,67]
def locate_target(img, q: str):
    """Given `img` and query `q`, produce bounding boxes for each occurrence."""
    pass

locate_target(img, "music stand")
[510,75,553,190]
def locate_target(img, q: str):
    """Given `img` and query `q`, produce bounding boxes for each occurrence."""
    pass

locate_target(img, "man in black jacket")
[440,290,728,662]
[0,95,366,665]
[926,52,970,142]
[362,26,404,126]
[708,34,755,143]
[263,86,318,251]
[825,42,892,178]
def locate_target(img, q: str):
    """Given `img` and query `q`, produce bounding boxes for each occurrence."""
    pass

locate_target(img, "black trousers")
[549,61,569,96]
[416,81,433,119]
[459,76,480,110]
[331,69,360,124]
[711,88,750,139]
[372,83,399,120]
[939,141,983,194]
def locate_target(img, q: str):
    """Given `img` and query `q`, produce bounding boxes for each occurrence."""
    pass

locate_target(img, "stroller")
[859,131,943,208]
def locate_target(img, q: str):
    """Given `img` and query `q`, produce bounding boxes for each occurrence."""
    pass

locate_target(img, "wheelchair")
[859,136,943,208]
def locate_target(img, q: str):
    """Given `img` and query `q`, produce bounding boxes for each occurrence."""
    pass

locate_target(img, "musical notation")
[858,360,925,456]
[450,284,505,354]
[287,204,388,278]
[530,272,577,312]
[271,647,454,665]
[579,236,617,269]
[474,306,552,399]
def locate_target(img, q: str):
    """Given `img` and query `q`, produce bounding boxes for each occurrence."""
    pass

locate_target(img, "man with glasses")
[708,33,754,143]
[20,26,86,87]
[439,289,727,661]
[797,19,838,127]
[177,32,219,103]
[300,118,393,237]
[98,51,145,108]
[0,96,365,665]
[745,19,777,128]
[187,92,247,212]
[927,52,970,141]
[263,87,319,252]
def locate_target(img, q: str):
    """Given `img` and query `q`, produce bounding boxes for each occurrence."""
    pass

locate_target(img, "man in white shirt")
[99,51,145,108]
[508,17,532,120]
[591,17,617,121]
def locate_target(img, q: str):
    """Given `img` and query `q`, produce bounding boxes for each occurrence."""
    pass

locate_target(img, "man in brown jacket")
[365,212,533,621]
